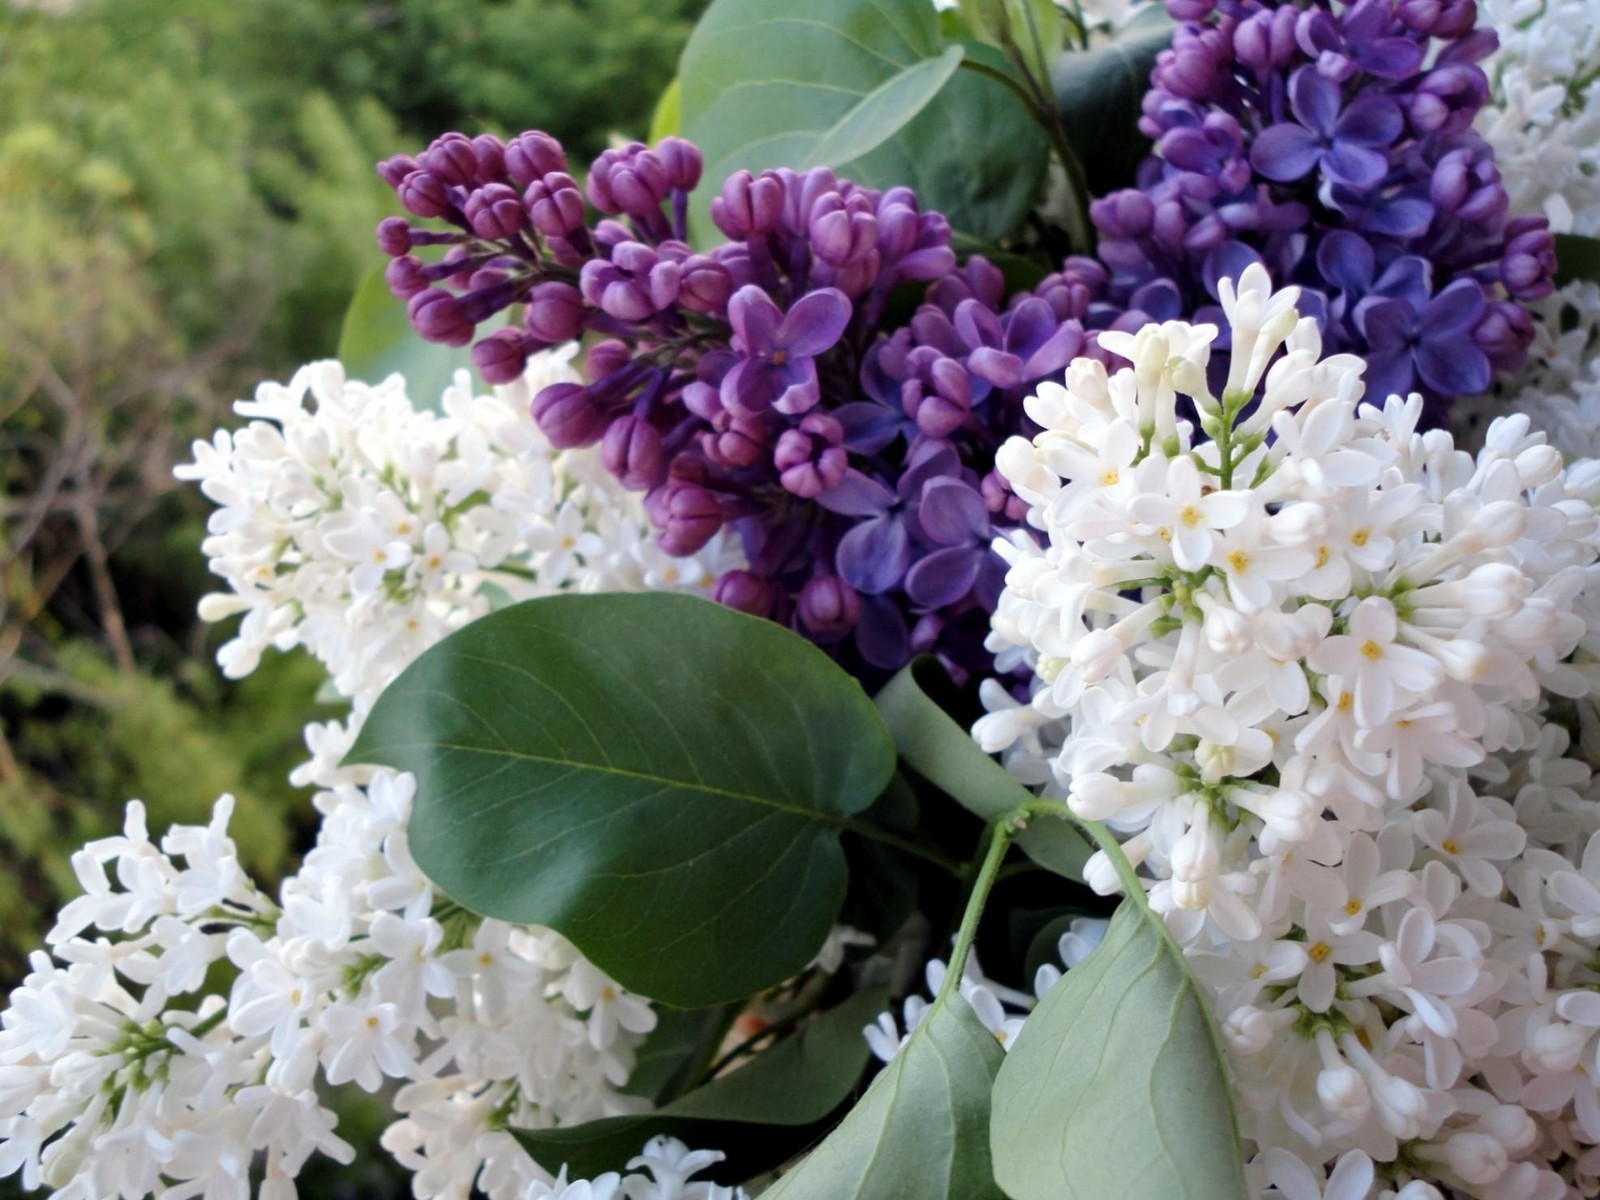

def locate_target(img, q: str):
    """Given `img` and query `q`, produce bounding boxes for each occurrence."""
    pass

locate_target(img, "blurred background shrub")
[0,5,698,1184]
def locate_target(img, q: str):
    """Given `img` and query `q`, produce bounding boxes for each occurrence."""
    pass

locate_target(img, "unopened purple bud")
[580,260,654,323]
[660,484,724,555]
[525,173,587,238]
[798,574,861,637]
[472,329,531,384]
[377,154,419,189]
[506,132,568,187]
[473,135,507,180]
[399,170,453,219]
[602,415,668,490]
[679,255,734,315]
[1501,216,1556,300]
[422,133,481,186]
[384,255,429,301]
[408,289,474,347]
[712,570,777,617]
[654,137,703,192]
[526,282,585,343]
[1473,299,1532,372]
[1092,190,1156,239]
[587,339,633,381]
[534,382,609,448]
[705,411,768,468]
[376,217,414,257]
[774,413,847,498]
[812,200,879,268]
[710,170,784,239]
[465,183,528,239]
[588,143,669,217]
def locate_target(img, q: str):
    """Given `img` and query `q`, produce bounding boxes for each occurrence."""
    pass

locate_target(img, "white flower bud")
[1468,500,1526,548]
[1268,501,1329,546]
[996,436,1058,505]
[1476,1104,1538,1156]
[1514,443,1563,488]
[1172,878,1212,910]
[1069,773,1133,821]
[1194,740,1236,785]
[198,592,253,621]
[1317,1064,1371,1123]
[1462,563,1526,621]
[1083,850,1124,897]
[1203,604,1252,657]
[1443,1131,1509,1186]
[1432,638,1489,683]
[1255,789,1318,843]
[1372,1072,1429,1140]
[1392,1184,1444,1200]
[1070,628,1124,684]
[1527,1021,1590,1073]
[1221,1006,1277,1055]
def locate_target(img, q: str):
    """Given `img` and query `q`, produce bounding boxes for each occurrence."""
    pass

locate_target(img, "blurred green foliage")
[1,0,697,1190]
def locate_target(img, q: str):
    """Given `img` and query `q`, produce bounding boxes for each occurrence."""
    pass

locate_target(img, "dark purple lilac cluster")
[374,132,1094,680]
[1089,0,1557,406]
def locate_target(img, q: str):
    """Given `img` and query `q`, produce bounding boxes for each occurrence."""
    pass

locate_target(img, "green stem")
[957,58,1093,252]
[840,816,964,876]
[936,817,1020,1005]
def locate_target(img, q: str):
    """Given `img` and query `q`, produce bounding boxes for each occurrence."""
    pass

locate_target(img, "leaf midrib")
[373,737,856,828]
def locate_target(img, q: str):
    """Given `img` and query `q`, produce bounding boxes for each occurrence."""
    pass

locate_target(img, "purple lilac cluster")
[1089,0,1557,406]
[373,132,1094,680]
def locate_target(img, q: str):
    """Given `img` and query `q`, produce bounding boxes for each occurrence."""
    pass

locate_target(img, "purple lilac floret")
[373,133,1100,681]
[1090,0,1557,409]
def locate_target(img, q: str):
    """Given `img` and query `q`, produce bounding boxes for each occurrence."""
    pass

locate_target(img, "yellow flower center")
[1178,504,1204,528]
[1360,639,1384,661]
[1157,526,1172,544]
[1100,468,1120,487]
[1315,545,1331,568]
[1344,899,1362,916]
[1336,692,1353,713]
[1307,941,1332,964]
[1227,550,1250,573]
[1350,528,1370,547]
[1441,839,1461,855]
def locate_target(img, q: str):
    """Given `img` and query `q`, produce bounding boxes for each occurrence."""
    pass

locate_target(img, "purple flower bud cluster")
[375,132,1096,681]
[1090,0,1557,407]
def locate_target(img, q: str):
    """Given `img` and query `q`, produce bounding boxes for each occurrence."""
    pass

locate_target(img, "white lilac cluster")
[1478,0,1600,240]
[176,349,739,705]
[1465,0,1600,462]
[978,264,1600,1198]
[0,356,744,1200]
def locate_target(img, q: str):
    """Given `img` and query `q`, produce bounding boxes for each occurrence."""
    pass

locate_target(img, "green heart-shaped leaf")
[874,658,1091,879]
[761,993,1005,1199]
[679,0,1045,243]
[349,593,897,1007]
[991,897,1247,1199]
[522,987,887,1179]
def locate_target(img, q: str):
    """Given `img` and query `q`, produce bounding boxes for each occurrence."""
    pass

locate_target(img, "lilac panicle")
[1088,0,1555,411]
[373,134,1097,683]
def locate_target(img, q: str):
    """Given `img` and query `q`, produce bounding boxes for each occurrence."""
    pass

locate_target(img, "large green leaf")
[1555,233,1600,287]
[1051,6,1176,198]
[991,899,1248,1200]
[348,592,897,1007]
[336,266,478,411]
[761,994,1005,1199]
[521,987,887,1179]
[622,1002,739,1105]
[874,658,1091,879]
[679,0,1046,242]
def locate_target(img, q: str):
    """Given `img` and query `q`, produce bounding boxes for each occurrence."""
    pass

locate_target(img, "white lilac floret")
[978,262,1600,1197]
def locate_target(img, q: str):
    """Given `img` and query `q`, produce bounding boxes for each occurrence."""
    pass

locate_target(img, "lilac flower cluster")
[373,132,1093,679]
[1089,0,1557,407]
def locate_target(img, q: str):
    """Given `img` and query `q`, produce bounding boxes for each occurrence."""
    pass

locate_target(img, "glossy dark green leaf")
[1051,6,1176,198]
[336,266,478,411]
[991,899,1248,1200]
[761,993,1005,1199]
[874,658,1090,879]
[521,988,887,1178]
[679,0,1045,242]
[348,592,897,1007]
[1555,233,1600,287]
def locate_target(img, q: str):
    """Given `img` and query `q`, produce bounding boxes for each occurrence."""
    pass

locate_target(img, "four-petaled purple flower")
[721,286,852,415]
[1358,278,1491,400]
[1252,67,1403,189]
